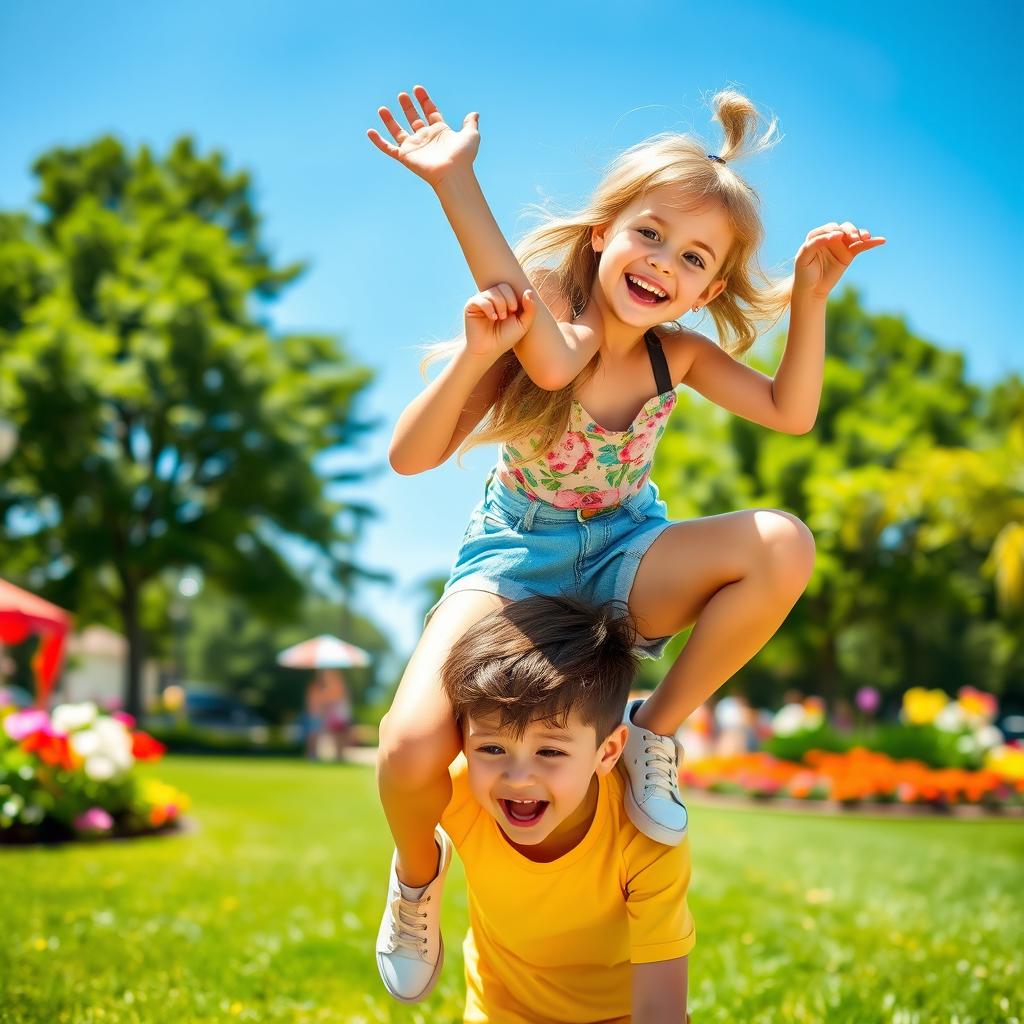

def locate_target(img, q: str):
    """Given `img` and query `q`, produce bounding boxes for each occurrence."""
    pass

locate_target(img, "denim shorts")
[424,471,676,659]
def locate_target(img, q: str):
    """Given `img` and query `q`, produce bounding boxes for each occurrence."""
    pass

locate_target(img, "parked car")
[147,686,271,744]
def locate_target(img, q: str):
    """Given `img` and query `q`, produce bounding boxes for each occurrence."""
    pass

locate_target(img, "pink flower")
[855,686,880,715]
[552,488,621,510]
[545,432,594,474]
[619,434,654,466]
[3,709,53,741]
[73,807,114,834]
[113,711,137,730]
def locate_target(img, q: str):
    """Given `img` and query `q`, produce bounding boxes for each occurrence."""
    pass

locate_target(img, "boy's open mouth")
[498,798,549,828]
[624,273,669,305]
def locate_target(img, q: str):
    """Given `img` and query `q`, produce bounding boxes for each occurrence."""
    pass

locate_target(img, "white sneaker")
[619,698,688,845]
[375,826,453,1003]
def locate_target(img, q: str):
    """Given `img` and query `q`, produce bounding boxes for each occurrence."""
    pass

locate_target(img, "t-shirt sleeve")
[624,834,697,964]
[439,752,481,847]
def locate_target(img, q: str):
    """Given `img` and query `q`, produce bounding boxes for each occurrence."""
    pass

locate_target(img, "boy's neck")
[504,774,600,863]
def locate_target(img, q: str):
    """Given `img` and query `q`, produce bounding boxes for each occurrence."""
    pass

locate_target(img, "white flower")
[975,725,1004,751]
[772,704,808,737]
[84,754,117,781]
[934,702,966,733]
[52,702,98,734]
[69,729,100,758]
[70,716,134,775]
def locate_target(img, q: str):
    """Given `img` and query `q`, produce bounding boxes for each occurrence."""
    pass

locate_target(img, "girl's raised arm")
[367,86,595,391]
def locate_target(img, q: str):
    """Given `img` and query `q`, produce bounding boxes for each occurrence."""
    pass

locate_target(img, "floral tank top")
[495,330,676,511]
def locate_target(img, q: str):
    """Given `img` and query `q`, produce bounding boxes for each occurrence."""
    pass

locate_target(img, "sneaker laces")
[641,732,681,800]
[388,893,431,956]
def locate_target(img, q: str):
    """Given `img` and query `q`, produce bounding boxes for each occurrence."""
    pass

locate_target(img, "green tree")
[178,585,392,725]
[0,136,376,716]
[649,287,1023,705]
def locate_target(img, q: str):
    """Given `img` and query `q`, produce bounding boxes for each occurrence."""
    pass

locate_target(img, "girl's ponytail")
[709,89,782,165]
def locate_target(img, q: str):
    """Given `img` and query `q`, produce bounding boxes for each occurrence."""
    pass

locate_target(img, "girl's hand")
[464,285,536,358]
[793,221,886,299]
[366,84,480,190]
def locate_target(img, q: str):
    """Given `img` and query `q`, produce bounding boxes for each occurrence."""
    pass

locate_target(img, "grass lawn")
[3,756,1022,1024]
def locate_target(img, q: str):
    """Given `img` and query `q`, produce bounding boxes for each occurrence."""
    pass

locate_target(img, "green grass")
[3,756,1022,1023]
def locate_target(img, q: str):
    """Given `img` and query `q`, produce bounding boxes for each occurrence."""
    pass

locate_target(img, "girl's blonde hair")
[424,88,793,465]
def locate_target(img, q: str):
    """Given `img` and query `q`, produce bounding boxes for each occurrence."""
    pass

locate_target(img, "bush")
[146,723,303,757]
[763,724,852,763]
[0,702,189,844]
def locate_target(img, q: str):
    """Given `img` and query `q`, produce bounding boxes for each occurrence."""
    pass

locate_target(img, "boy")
[376,595,694,1023]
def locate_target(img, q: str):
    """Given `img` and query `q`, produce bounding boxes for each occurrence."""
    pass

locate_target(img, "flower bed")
[0,701,190,843]
[682,745,1024,810]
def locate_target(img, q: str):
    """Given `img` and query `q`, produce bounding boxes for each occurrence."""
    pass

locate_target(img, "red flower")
[619,434,654,466]
[131,731,166,761]
[552,487,621,510]
[21,729,76,772]
[545,432,594,474]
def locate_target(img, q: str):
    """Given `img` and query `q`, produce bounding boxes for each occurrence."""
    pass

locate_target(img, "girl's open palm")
[464,285,536,358]
[366,84,480,189]
[794,221,887,299]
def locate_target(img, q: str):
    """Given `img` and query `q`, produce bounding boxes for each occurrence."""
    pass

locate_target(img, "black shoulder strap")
[644,329,674,395]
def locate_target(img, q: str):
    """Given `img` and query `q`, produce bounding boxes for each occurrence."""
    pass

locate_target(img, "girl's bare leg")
[377,589,509,886]
[626,509,816,735]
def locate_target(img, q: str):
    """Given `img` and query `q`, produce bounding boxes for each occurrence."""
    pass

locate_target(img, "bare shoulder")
[650,322,710,385]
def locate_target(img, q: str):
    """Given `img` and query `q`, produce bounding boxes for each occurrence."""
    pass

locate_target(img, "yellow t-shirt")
[441,755,696,1024]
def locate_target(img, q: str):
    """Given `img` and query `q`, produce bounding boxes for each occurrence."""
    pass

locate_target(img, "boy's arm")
[433,169,599,390]
[632,958,689,1022]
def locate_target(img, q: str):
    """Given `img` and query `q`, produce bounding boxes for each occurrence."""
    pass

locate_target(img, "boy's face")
[463,711,628,850]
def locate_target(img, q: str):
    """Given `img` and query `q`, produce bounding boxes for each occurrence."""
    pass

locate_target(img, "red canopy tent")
[0,578,73,709]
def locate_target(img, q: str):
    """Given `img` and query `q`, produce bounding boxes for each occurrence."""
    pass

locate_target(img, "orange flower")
[21,730,77,772]
[957,686,998,724]
[683,746,1008,806]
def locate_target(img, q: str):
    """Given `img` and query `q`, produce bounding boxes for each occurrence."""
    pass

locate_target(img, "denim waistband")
[483,469,658,525]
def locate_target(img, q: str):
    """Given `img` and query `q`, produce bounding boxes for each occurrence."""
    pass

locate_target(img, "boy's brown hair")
[440,594,640,743]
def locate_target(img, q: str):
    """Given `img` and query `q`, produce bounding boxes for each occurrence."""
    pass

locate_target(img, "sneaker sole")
[377,937,445,1005]
[623,778,688,846]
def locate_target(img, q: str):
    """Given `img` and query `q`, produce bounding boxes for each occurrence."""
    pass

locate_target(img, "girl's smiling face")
[590,191,734,328]
[464,712,626,855]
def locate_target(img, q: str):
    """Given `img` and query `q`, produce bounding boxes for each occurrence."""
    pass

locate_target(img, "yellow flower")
[986,745,1024,782]
[902,687,949,726]
[140,778,190,813]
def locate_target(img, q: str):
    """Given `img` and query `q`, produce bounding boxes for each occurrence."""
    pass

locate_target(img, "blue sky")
[1,0,1021,656]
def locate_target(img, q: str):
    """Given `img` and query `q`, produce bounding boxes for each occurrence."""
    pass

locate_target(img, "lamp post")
[170,572,202,685]
[0,418,18,465]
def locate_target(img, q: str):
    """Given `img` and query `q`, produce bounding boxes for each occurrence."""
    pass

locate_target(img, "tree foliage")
[0,136,377,714]
[648,288,1024,705]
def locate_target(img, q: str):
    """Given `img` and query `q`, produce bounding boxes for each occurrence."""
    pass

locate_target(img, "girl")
[367,84,885,1004]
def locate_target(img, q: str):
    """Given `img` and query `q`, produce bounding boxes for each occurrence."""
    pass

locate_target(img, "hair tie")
[707,153,726,164]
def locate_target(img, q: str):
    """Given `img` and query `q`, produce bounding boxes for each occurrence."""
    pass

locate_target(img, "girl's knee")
[754,510,816,586]
[378,711,460,790]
